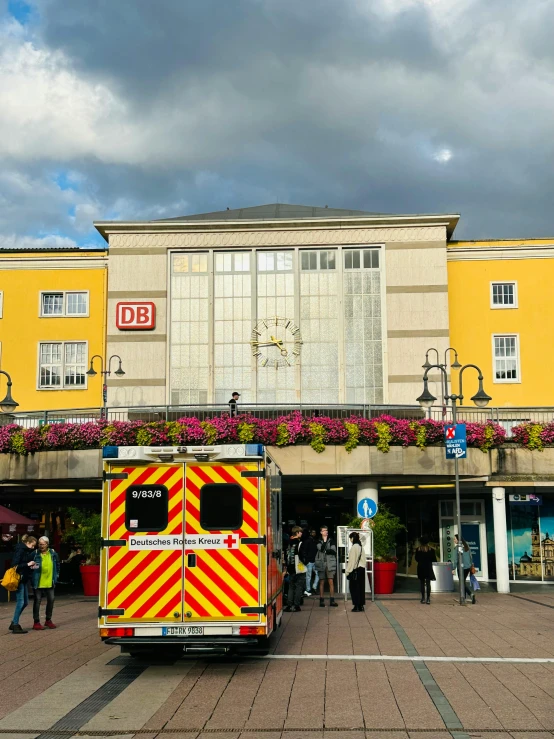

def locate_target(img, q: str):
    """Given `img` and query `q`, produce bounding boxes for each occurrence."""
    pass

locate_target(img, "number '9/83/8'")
[131,490,163,498]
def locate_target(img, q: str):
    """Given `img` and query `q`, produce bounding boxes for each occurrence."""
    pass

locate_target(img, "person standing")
[345,532,366,612]
[283,526,305,612]
[415,536,437,604]
[315,526,338,607]
[228,392,240,417]
[32,536,60,630]
[303,529,319,596]
[453,535,476,604]
[10,535,38,634]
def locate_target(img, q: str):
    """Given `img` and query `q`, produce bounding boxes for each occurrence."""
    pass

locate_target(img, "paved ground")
[1,591,554,739]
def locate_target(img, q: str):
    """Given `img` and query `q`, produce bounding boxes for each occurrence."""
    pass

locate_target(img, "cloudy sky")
[1,0,553,248]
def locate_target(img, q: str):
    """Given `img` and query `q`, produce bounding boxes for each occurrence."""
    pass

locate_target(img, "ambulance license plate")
[162,626,204,636]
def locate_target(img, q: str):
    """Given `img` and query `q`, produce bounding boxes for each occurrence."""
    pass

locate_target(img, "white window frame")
[492,333,521,384]
[300,250,337,271]
[490,281,517,309]
[39,291,90,318]
[37,340,88,390]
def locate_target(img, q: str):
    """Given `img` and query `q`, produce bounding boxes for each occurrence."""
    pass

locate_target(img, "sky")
[1,0,554,249]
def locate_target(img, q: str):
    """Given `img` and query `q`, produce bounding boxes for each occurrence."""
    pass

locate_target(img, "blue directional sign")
[357,498,378,519]
[444,423,467,459]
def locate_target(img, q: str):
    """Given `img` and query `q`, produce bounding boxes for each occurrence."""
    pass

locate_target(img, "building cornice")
[447,245,554,262]
[0,256,108,270]
[94,213,460,242]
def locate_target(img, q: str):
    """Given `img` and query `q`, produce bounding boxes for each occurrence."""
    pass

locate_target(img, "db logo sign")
[116,302,156,330]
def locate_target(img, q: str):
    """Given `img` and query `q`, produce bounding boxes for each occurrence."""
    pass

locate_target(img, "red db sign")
[116,302,156,330]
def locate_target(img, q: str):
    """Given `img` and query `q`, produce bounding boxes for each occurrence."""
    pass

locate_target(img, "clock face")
[251,316,302,368]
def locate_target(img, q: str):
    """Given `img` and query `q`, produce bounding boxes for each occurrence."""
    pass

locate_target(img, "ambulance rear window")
[200,483,243,530]
[125,484,169,532]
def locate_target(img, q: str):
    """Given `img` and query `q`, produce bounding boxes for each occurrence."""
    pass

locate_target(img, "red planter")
[373,562,397,595]
[80,564,100,597]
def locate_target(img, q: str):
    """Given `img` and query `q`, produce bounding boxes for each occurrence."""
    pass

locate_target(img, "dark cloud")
[1,0,554,243]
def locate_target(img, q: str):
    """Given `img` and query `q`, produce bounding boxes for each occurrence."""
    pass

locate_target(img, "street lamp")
[86,355,125,414]
[0,370,18,413]
[417,354,491,606]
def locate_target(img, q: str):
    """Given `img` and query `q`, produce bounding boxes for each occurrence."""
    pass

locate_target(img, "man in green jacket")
[32,536,60,630]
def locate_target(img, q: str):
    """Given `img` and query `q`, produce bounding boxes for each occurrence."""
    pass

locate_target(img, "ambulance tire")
[254,636,270,656]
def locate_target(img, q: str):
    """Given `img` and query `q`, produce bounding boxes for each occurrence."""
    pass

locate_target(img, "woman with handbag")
[345,532,365,612]
[414,536,437,605]
[10,535,38,634]
[453,535,476,604]
[315,526,338,608]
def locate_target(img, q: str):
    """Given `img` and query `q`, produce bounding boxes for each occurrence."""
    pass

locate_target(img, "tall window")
[40,292,89,316]
[170,253,209,405]
[493,335,520,382]
[491,282,517,308]
[39,342,87,388]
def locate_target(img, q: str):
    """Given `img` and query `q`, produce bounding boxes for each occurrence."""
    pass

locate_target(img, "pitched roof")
[154,203,388,222]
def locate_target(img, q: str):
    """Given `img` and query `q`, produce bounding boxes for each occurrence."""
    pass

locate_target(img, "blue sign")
[357,498,377,519]
[509,493,542,505]
[444,424,467,459]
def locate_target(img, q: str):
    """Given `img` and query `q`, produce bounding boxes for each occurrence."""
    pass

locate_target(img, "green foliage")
[237,422,255,443]
[371,504,405,562]
[411,422,427,450]
[276,423,290,447]
[63,507,102,565]
[136,426,153,446]
[9,431,26,455]
[527,424,544,451]
[375,422,392,453]
[201,421,218,445]
[344,422,360,453]
[309,422,326,453]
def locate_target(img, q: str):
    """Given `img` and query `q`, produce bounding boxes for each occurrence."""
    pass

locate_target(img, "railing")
[2,403,554,433]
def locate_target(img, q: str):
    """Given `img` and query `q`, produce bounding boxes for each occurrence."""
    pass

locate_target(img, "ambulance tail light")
[239,625,266,636]
[100,627,134,638]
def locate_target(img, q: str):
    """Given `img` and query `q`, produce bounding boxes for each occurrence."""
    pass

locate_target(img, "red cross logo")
[223,534,237,548]
[446,427,456,439]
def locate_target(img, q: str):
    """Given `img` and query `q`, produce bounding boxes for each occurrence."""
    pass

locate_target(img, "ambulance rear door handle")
[187,554,196,568]
[241,536,266,545]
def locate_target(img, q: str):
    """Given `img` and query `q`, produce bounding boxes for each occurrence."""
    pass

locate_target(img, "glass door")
[439,499,488,580]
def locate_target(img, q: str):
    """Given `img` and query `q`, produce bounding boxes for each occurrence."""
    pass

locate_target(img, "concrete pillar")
[356,481,378,517]
[492,486,510,594]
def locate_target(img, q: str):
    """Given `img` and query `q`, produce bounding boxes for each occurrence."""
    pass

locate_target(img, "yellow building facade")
[0,248,108,412]
[448,239,554,407]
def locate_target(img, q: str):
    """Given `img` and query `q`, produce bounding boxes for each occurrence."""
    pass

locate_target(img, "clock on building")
[250,316,302,368]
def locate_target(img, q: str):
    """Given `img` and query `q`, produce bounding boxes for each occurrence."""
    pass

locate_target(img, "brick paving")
[0,592,554,737]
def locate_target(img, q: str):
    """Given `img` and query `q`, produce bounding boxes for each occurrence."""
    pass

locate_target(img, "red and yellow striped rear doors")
[103,464,184,624]
[184,463,263,622]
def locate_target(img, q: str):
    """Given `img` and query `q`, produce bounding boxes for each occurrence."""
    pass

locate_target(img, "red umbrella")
[0,505,37,535]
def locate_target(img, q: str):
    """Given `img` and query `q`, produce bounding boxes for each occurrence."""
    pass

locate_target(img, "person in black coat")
[414,536,437,605]
[10,535,38,633]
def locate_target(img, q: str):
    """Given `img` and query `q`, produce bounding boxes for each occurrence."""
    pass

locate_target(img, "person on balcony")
[228,392,240,417]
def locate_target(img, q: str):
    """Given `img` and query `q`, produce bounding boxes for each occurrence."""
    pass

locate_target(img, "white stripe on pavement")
[256,653,554,663]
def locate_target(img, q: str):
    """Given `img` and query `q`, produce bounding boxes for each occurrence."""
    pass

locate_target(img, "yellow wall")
[448,246,554,407]
[0,251,107,412]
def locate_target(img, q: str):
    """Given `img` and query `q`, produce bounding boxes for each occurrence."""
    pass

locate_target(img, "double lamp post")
[416,347,492,605]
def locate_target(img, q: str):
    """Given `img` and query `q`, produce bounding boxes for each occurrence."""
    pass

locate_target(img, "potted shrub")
[64,508,102,597]
[371,505,405,595]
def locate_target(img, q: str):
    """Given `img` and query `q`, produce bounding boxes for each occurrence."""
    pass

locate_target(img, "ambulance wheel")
[254,636,270,656]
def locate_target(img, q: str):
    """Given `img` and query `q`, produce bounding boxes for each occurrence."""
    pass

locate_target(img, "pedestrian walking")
[345,532,366,612]
[283,526,306,612]
[315,526,338,607]
[452,535,476,604]
[9,535,38,634]
[228,392,240,417]
[415,536,437,604]
[32,536,60,630]
[302,529,319,596]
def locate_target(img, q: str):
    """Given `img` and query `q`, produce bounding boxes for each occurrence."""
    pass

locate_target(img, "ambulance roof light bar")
[102,444,265,461]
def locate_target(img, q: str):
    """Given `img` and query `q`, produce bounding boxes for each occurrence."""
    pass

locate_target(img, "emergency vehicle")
[98,443,283,657]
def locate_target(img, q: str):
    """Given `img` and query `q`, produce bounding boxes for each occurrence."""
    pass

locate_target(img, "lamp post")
[422,347,461,417]
[86,355,125,416]
[0,370,18,413]
[416,354,491,606]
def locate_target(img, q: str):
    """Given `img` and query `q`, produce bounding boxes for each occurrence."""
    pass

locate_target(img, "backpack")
[1,567,21,592]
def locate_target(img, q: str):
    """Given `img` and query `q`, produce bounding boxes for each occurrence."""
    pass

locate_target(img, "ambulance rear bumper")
[106,636,261,653]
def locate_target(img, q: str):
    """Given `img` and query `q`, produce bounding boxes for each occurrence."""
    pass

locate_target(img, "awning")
[0,505,37,535]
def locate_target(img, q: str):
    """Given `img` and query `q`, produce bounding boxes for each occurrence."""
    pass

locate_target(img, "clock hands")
[251,335,289,356]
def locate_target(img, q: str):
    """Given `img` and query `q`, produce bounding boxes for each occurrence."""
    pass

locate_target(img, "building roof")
[154,203,388,222]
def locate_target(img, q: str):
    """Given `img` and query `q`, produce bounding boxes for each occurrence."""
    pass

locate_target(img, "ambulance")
[98,443,283,657]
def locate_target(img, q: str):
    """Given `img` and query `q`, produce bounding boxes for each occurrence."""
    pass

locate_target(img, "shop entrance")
[439,499,488,579]
[281,478,355,535]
